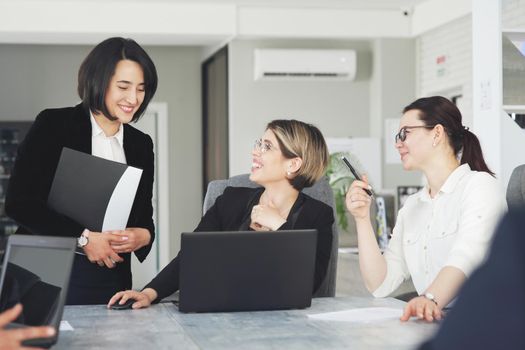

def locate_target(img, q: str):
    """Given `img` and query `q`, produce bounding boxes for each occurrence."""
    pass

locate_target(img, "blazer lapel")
[123,125,138,167]
[69,104,91,154]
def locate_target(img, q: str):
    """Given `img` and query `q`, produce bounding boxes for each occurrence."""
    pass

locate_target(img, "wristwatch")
[423,292,438,306]
[77,229,90,248]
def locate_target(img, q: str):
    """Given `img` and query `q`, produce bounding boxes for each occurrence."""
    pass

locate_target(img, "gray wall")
[0,44,202,259]
[369,38,422,191]
[228,39,372,176]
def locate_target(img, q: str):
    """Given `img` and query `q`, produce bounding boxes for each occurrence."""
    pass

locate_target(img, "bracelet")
[423,292,438,306]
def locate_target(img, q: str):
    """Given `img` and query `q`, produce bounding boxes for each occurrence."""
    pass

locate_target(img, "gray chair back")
[507,164,525,209]
[203,174,338,297]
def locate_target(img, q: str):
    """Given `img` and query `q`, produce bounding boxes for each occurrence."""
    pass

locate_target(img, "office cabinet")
[0,122,32,239]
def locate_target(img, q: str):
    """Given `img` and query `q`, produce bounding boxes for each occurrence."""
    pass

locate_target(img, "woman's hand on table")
[400,295,443,322]
[107,288,158,310]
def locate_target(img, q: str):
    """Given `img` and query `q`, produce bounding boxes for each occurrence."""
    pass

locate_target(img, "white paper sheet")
[307,307,402,323]
[59,320,74,331]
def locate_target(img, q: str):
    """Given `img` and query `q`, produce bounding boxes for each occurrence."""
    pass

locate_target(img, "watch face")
[78,235,88,247]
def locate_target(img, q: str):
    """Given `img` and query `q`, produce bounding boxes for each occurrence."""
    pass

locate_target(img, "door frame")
[145,102,170,271]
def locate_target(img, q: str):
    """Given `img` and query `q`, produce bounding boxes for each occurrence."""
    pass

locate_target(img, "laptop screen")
[0,235,75,328]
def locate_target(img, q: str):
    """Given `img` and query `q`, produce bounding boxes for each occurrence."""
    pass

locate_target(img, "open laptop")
[0,235,76,348]
[178,229,317,313]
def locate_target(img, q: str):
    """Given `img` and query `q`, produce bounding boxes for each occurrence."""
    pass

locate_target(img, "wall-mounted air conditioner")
[254,49,356,81]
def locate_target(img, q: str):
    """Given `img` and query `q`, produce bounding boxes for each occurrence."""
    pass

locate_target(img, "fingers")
[106,231,129,243]
[345,187,372,215]
[424,303,434,322]
[350,178,371,191]
[12,326,55,341]
[131,298,150,309]
[400,297,442,323]
[111,244,133,253]
[103,257,115,269]
[400,302,413,322]
[347,181,372,200]
[434,307,443,321]
[0,303,22,326]
[118,292,133,304]
[347,193,372,204]
[108,291,127,307]
[416,301,425,319]
[107,290,150,310]
[109,251,124,263]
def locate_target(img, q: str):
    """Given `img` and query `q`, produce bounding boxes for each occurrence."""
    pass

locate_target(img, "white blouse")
[373,164,506,297]
[90,112,126,164]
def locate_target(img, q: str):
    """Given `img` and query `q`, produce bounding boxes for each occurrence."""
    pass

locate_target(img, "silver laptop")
[0,235,76,348]
[179,229,317,313]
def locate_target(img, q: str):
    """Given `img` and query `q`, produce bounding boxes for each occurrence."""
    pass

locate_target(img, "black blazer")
[419,209,525,350]
[5,103,155,304]
[145,186,334,301]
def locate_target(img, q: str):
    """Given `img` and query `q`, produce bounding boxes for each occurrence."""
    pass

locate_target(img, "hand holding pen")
[341,156,374,198]
[342,156,374,220]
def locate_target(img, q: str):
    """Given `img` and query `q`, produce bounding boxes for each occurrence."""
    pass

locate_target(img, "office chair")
[507,164,525,209]
[203,174,338,297]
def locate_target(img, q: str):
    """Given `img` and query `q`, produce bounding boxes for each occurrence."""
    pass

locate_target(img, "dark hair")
[403,96,494,176]
[77,37,158,122]
[266,119,329,191]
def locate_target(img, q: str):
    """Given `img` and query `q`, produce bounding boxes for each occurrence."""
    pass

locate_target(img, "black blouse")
[145,186,334,301]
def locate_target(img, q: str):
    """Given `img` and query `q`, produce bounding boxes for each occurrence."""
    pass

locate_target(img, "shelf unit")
[0,122,32,239]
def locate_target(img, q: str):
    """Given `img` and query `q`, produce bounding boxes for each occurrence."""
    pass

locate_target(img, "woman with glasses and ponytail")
[108,119,334,309]
[346,96,506,323]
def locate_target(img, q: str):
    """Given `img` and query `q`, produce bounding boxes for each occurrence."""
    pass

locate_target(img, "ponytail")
[460,129,494,176]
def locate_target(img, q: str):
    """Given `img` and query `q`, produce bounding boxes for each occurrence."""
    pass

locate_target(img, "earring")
[286,171,291,176]
[432,142,436,147]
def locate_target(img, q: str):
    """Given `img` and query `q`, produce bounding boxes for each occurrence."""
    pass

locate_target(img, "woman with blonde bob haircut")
[109,119,335,309]
[267,119,328,191]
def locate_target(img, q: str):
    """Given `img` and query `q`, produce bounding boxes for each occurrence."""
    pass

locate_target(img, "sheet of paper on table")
[307,307,402,323]
[60,320,74,331]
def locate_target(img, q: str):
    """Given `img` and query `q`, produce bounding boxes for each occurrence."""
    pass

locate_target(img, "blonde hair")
[266,119,329,190]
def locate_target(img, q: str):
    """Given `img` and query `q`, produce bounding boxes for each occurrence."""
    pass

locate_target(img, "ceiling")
[37,0,430,10]
[0,0,453,46]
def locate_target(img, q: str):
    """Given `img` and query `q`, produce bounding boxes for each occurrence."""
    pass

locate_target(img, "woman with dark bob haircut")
[346,96,506,323]
[5,37,158,305]
[108,119,334,309]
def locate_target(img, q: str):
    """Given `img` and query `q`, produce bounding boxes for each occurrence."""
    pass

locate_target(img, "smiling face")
[249,129,291,186]
[395,109,436,171]
[104,59,145,124]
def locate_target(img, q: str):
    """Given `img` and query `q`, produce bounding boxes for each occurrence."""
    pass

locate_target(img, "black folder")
[47,148,143,232]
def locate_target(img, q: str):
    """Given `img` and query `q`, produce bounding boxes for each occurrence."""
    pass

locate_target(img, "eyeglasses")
[254,138,274,153]
[395,125,436,143]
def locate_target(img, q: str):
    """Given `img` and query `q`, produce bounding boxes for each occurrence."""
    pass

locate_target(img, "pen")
[341,156,374,198]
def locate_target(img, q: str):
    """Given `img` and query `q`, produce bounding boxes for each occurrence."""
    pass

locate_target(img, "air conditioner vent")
[254,49,356,81]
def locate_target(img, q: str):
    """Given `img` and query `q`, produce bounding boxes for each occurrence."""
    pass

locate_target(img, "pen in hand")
[341,156,374,198]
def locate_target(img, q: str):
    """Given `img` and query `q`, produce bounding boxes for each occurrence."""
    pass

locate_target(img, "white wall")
[502,0,525,28]
[415,0,525,188]
[369,38,420,190]
[228,39,372,177]
[416,15,473,127]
